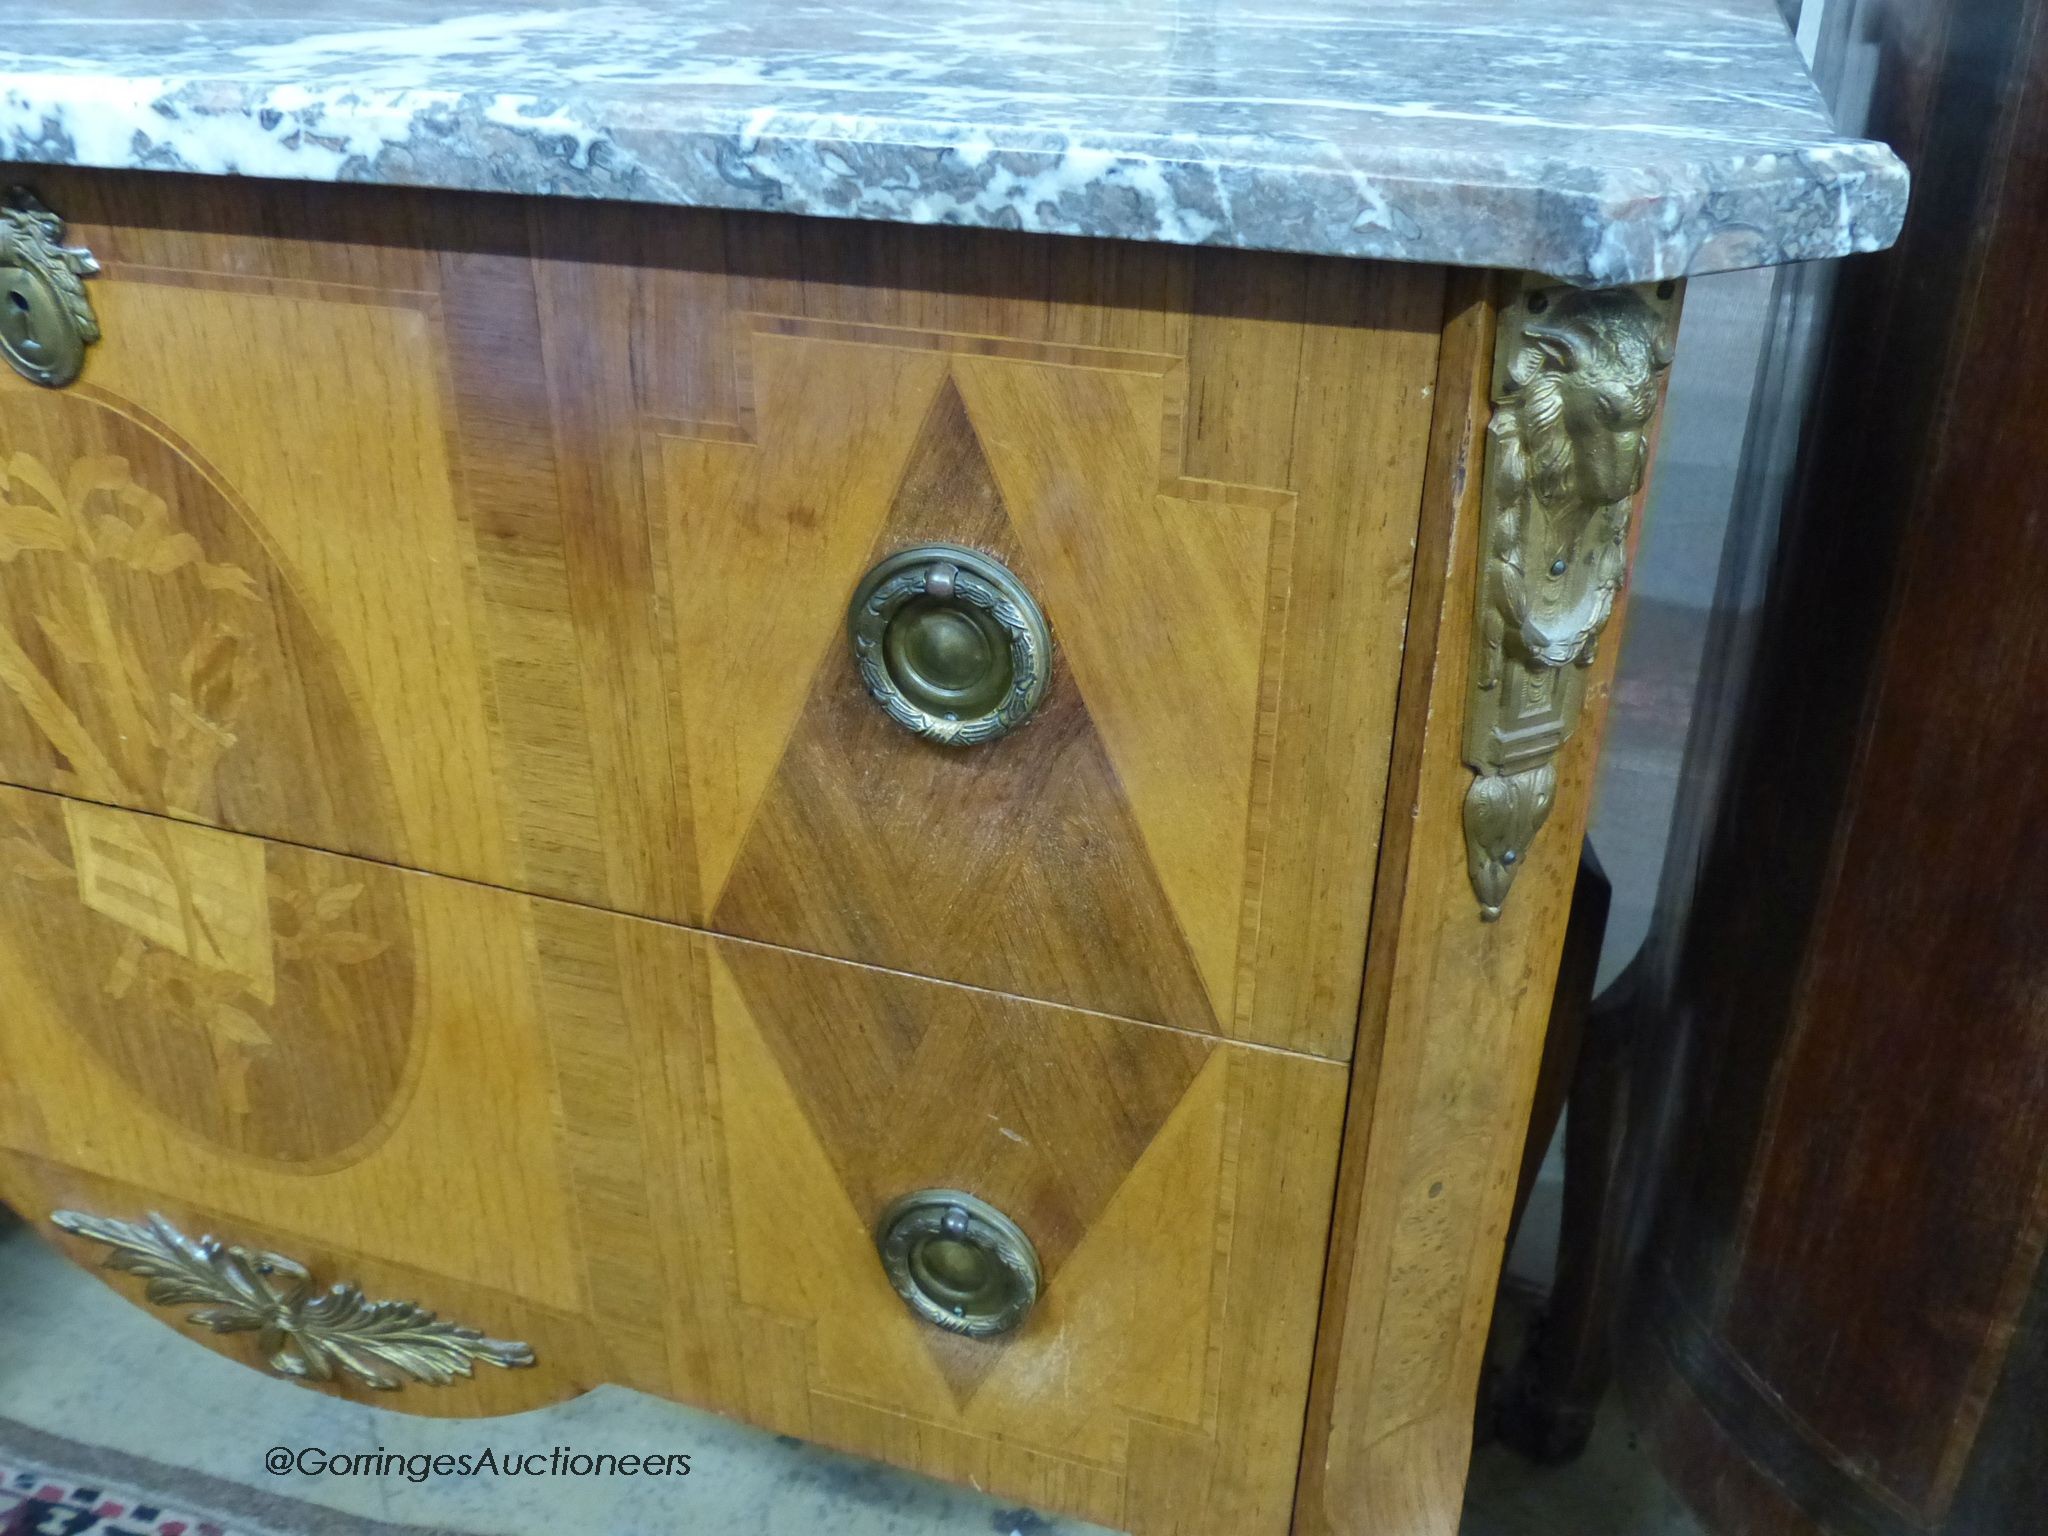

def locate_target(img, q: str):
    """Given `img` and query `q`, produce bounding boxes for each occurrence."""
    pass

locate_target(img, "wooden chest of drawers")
[0,7,1904,1526]
[0,170,1577,1533]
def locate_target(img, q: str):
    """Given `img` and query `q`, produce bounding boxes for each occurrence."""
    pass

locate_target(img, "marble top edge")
[0,0,1910,285]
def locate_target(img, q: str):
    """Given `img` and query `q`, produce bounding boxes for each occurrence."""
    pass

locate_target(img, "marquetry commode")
[0,4,1903,1532]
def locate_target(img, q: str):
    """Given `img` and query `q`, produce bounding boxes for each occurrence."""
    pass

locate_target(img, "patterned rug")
[0,1418,465,1536]
[3,1460,234,1536]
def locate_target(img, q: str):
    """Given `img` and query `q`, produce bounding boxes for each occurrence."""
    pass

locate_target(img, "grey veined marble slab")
[0,0,1907,285]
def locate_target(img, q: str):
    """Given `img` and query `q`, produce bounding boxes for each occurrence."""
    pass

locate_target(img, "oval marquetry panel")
[0,390,415,1164]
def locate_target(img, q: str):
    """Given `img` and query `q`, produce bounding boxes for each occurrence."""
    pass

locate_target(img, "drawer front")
[0,783,1347,1535]
[0,171,1442,1055]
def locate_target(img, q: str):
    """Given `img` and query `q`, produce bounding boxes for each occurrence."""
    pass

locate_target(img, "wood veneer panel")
[0,169,1441,1059]
[0,784,1347,1535]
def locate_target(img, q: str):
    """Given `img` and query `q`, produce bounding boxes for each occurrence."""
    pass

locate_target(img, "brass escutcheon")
[875,1189,1041,1337]
[847,545,1050,745]
[1,190,101,388]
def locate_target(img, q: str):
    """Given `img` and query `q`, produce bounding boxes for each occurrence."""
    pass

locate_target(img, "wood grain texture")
[0,170,1443,1059]
[0,376,403,865]
[0,783,1347,1535]
[1293,272,1675,1535]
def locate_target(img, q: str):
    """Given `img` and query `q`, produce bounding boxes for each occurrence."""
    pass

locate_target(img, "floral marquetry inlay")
[0,446,260,814]
[76,802,393,1078]
[0,790,416,1165]
[0,387,399,848]
[0,386,416,1168]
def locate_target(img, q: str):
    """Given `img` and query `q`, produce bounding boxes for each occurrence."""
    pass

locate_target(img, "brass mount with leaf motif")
[1463,280,1677,919]
[1,189,100,388]
[50,1209,536,1390]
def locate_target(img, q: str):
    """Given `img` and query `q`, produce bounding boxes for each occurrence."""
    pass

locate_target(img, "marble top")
[0,0,1907,285]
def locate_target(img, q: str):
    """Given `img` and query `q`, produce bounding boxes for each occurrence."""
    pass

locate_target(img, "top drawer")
[0,173,1443,1057]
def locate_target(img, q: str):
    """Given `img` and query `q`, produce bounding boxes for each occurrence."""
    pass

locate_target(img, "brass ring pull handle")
[875,1190,1042,1337]
[1,190,101,388]
[847,545,1050,746]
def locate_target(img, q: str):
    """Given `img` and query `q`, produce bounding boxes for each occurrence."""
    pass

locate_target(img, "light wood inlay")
[0,380,399,854]
[0,785,414,1165]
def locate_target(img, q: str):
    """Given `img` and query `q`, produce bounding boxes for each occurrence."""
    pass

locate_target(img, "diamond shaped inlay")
[713,372,1221,1032]
[713,938,1214,1406]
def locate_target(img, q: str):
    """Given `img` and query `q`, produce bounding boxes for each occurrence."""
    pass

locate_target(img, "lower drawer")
[0,783,1346,1535]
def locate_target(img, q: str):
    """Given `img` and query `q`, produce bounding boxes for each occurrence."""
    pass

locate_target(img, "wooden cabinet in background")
[1614,0,2048,1528]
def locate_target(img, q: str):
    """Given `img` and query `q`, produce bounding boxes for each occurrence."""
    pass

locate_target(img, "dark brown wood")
[1619,0,2048,1530]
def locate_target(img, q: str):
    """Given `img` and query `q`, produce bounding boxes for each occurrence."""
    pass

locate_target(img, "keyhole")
[3,285,42,359]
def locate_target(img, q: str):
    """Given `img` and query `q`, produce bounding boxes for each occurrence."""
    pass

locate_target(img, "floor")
[1465,1412,1708,1536]
[1465,1158,1708,1536]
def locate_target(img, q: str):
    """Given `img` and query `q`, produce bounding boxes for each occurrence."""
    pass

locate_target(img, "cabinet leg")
[1491,842,1631,1464]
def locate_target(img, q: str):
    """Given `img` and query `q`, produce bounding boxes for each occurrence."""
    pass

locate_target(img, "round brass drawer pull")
[875,1189,1041,1337]
[846,545,1050,746]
